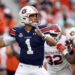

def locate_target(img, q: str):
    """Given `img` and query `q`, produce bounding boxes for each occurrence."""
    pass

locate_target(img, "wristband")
[41,34,47,40]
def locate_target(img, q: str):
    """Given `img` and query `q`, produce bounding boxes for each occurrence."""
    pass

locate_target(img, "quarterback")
[0,6,56,75]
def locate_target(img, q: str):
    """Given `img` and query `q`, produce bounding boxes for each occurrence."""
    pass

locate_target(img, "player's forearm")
[65,53,75,64]
[0,38,5,48]
[44,36,56,46]
[35,26,56,46]
[11,45,19,59]
[39,33,56,46]
[56,43,75,64]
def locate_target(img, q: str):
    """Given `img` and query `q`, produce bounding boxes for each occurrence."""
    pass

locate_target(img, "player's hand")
[66,39,75,53]
[65,39,73,46]
[31,22,43,37]
[56,43,68,55]
[56,43,66,53]
[35,25,44,37]
[66,39,73,51]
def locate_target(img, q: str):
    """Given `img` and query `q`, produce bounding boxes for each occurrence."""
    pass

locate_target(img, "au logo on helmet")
[22,9,27,14]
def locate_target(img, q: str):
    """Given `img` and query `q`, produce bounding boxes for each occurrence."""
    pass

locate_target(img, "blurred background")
[0,0,75,75]
[1,0,75,29]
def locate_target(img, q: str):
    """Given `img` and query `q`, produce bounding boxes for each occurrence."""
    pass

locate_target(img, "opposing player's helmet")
[66,27,75,45]
[49,24,61,41]
[19,6,40,26]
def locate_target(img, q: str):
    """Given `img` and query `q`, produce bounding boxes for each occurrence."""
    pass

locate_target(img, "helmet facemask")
[28,13,41,27]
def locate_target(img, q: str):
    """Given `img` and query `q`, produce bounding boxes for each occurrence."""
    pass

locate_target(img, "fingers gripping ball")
[57,43,68,55]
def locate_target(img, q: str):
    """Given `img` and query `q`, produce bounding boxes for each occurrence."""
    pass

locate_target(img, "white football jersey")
[2,32,16,46]
[44,35,70,73]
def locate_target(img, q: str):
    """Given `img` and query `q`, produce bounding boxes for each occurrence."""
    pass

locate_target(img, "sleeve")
[39,25,50,35]
[3,33,16,46]
[9,28,17,37]
[40,25,53,39]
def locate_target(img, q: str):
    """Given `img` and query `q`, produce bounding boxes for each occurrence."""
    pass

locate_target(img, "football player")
[44,24,71,75]
[57,27,75,64]
[0,6,56,75]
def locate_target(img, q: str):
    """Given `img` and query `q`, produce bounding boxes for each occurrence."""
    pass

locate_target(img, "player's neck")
[24,25,33,31]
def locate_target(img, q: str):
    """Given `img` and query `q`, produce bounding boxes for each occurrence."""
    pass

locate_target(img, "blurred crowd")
[18,0,75,29]
[0,1,19,75]
[0,0,75,75]
[18,0,75,36]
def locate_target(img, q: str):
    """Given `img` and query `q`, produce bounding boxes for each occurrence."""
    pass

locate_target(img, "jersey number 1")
[25,39,33,54]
